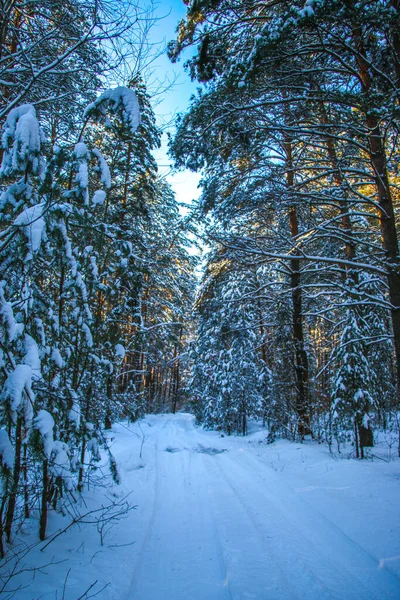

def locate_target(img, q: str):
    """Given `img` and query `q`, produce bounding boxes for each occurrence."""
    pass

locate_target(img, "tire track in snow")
[188,450,234,600]
[213,452,346,599]
[181,420,296,600]
[165,416,234,598]
[240,449,400,588]
[170,416,234,599]
[125,430,161,599]
[126,414,233,600]
[166,416,233,600]
[214,449,399,600]
[204,452,302,600]
[186,417,398,599]
[124,415,399,600]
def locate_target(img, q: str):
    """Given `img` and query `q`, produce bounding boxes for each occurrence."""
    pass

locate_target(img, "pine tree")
[0,86,142,543]
[330,304,376,458]
[191,251,263,434]
[170,0,400,390]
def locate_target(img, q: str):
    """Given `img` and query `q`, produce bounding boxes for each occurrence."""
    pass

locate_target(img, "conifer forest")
[0,1,400,599]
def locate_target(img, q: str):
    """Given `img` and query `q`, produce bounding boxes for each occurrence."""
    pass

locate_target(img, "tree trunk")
[284,134,311,439]
[354,418,360,459]
[318,102,357,264]
[352,22,400,388]
[78,437,86,492]
[39,458,49,541]
[171,326,183,413]
[104,375,113,429]
[5,416,22,542]
[23,443,29,519]
[389,0,400,90]
[0,492,7,557]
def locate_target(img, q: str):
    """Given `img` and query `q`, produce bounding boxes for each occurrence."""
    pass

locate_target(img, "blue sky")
[145,1,202,208]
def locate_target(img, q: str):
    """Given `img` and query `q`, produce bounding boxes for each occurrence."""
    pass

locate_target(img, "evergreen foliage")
[170,0,400,448]
[0,59,197,549]
[191,253,264,435]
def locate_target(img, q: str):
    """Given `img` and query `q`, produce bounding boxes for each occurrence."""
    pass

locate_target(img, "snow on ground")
[5,413,400,599]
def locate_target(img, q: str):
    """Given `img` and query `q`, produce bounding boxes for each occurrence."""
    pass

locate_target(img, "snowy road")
[115,414,400,600]
[14,413,400,599]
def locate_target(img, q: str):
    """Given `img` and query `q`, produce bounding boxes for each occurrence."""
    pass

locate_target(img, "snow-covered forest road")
[14,413,400,599]
[118,414,399,600]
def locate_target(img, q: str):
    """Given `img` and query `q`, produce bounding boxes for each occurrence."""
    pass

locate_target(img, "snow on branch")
[0,429,14,470]
[220,240,388,276]
[34,410,55,458]
[83,87,141,137]
[1,364,34,425]
[0,105,45,176]
[13,202,46,259]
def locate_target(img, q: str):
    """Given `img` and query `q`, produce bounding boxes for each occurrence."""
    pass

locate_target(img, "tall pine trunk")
[352,18,400,390]
[284,133,311,438]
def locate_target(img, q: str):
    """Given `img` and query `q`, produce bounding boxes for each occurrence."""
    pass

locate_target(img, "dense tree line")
[0,0,197,550]
[170,0,400,455]
[2,0,400,561]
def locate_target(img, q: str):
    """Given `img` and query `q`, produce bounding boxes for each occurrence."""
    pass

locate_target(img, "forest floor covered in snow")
[4,413,400,600]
